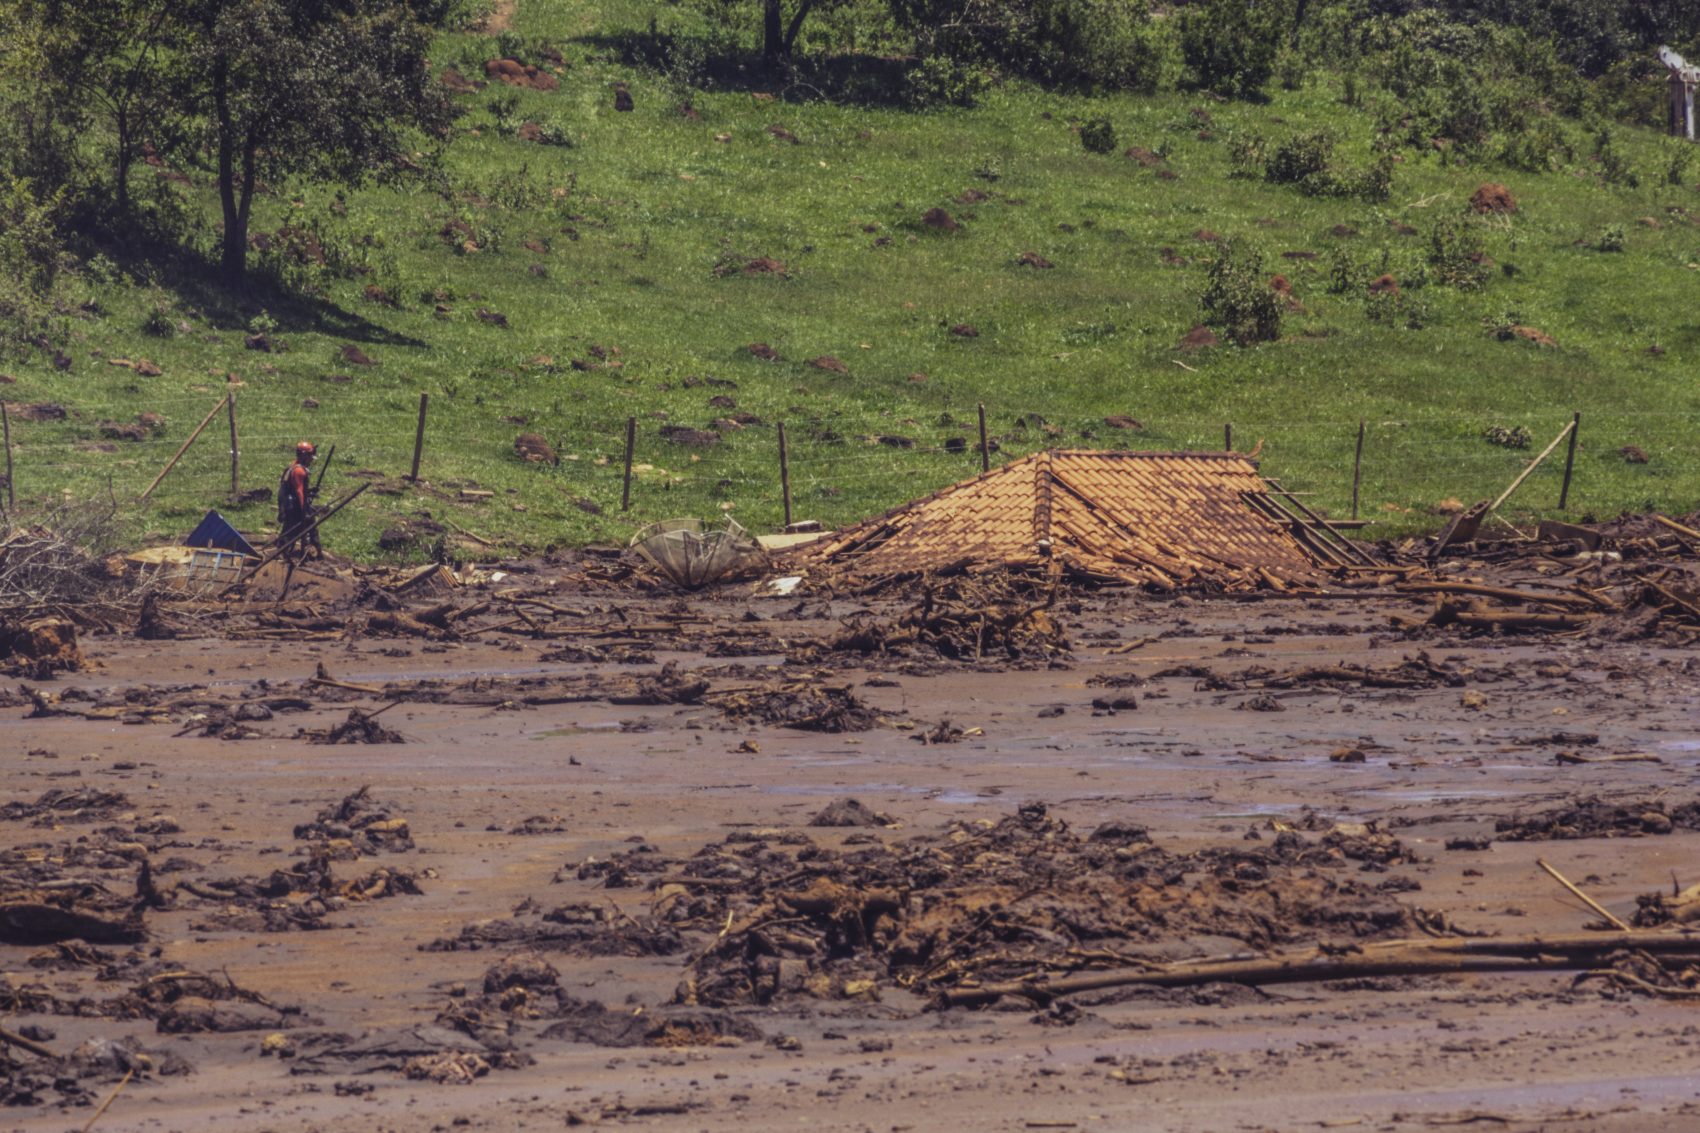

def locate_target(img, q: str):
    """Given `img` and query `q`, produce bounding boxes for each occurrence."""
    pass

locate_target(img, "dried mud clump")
[716,683,883,732]
[1494,796,1700,842]
[1470,183,1517,213]
[0,618,85,678]
[293,786,414,856]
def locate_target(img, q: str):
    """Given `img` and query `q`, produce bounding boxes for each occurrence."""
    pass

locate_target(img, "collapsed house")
[793,449,1357,590]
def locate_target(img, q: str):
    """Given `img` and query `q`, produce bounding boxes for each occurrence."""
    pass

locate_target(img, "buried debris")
[629,518,768,589]
[292,786,414,855]
[821,570,1070,662]
[299,707,406,745]
[527,804,1423,1011]
[792,450,1328,591]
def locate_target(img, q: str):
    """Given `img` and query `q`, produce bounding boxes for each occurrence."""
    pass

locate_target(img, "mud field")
[4,533,1700,1133]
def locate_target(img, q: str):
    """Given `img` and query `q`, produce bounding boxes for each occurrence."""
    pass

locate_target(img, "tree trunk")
[214,61,244,283]
[763,0,784,63]
[115,106,131,219]
[782,0,816,57]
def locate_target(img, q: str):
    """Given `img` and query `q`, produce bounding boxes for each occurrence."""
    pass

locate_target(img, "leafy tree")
[174,0,458,283]
[1179,0,1287,98]
[697,0,849,66]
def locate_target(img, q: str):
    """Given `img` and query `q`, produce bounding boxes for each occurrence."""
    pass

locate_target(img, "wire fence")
[2,384,1696,548]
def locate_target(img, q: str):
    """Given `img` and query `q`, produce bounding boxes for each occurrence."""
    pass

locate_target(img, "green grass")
[6,0,1700,561]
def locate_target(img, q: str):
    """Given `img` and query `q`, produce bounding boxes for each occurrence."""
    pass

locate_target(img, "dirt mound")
[484,58,558,91]
[766,124,799,144]
[1178,325,1218,350]
[1470,183,1517,213]
[339,344,375,366]
[1494,796,1700,841]
[1124,146,1164,167]
[5,402,66,421]
[614,84,633,112]
[747,342,779,361]
[949,323,979,337]
[742,257,787,276]
[439,66,483,93]
[922,208,958,232]
[1193,228,1221,242]
[659,425,720,447]
[809,798,894,827]
[808,355,848,373]
[1508,325,1555,346]
[1103,414,1143,430]
[0,618,84,678]
[1620,445,1649,464]
[1367,274,1400,295]
[1017,250,1054,269]
[515,433,557,464]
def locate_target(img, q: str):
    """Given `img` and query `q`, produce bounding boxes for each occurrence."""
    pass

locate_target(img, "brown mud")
[3,539,1700,1131]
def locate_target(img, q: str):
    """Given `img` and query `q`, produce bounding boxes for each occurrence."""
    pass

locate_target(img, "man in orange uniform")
[277,441,321,560]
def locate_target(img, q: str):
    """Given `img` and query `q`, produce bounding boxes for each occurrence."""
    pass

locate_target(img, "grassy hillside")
[4,0,1699,561]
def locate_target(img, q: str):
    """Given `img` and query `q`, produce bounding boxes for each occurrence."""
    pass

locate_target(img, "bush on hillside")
[892,0,1165,92]
[1178,0,1284,98]
[1200,240,1281,345]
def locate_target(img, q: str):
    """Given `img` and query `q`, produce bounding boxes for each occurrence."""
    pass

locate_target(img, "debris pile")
[505,804,1425,1011]
[292,786,416,856]
[821,570,1070,663]
[1493,795,1700,841]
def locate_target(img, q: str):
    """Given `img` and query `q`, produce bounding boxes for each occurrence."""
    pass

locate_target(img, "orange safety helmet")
[296,441,317,457]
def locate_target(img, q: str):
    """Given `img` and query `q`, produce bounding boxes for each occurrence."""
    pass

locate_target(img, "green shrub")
[1265,131,1334,186]
[0,175,66,358]
[900,55,993,109]
[892,0,1162,92]
[1079,117,1116,154]
[1178,0,1282,98]
[1326,247,1360,295]
[1428,216,1490,290]
[1227,131,1268,178]
[1664,142,1693,188]
[1200,240,1281,345]
[1593,224,1625,253]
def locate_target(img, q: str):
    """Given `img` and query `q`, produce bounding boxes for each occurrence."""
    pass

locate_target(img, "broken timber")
[794,450,1351,591]
[933,930,1700,1009]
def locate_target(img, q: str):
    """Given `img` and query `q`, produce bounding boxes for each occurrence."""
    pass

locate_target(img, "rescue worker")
[277,441,322,560]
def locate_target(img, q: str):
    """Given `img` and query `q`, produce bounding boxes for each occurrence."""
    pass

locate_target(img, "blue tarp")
[184,511,257,557]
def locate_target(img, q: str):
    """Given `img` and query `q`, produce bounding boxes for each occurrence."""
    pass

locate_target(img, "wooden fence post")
[1351,419,1365,521]
[226,389,240,497]
[777,421,792,528]
[408,393,428,482]
[1224,423,1233,451]
[1558,412,1580,510]
[138,393,228,503]
[977,403,990,473]
[621,416,636,512]
[1,401,12,511]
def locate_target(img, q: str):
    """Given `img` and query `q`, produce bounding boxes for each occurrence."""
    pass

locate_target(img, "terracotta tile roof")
[798,450,1324,589]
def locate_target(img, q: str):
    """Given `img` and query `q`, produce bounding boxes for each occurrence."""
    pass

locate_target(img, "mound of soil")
[1125,146,1164,167]
[1470,183,1517,214]
[1620,445,1649,464]
[747,342,779,361]
[614,85,633,112]
[659,425,720,447]
[1505,325,1556,347]
[1178,325,1218,350]
[1017,250,1054,269]
[1104,415,1143,430]
[767,124,799,143]
[515,433,557,464]
[1194,228,1221,242]
[340,345,376,366]
[949,323,979,337]
[484,58,558,91]
[1367,274,1400,295]
[439,67,483,93]
[808,355,848,373]
[922,208,958,232]
[809,798,894,827]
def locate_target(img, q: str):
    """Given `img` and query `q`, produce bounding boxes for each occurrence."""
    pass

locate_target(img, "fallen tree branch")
[931,930,1700,1009]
